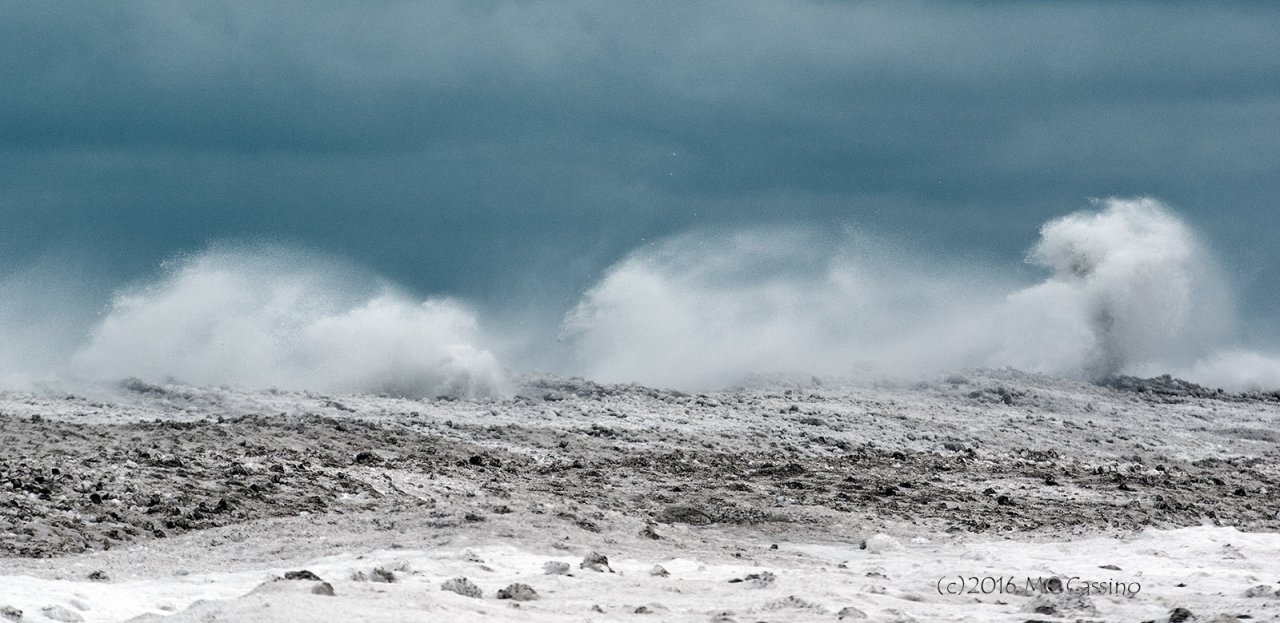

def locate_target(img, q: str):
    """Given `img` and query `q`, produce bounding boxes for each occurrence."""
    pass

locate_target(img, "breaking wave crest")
[564,198,1278,391]
[997,197,1232,380]
[562,226,1006,388]
[71,246,506,398]
[2,198,1277,395]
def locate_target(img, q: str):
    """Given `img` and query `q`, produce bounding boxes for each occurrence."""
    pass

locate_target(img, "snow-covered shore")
[3,370,1278,621]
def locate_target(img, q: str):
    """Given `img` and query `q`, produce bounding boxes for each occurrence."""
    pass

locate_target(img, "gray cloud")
[2,1,1278,334]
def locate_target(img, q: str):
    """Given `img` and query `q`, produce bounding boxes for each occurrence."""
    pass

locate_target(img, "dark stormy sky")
[3,1,1279,337]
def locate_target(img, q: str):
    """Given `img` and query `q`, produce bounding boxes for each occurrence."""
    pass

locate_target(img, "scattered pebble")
[441,577,483,599]
[837,606,868,619]
[496,583,539,601]
[760,595,823,611]
[352,451,382,466]
[728,571,776,587]
[252,577,336,598]
[283,570,322,581]
[657,505,713,525]
[581,552,613,573]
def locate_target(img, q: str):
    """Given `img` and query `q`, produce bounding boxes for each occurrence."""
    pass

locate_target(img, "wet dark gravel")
[3,374,1278,558]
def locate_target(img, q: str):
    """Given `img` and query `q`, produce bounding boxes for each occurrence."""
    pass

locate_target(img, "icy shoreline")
[4,522,1278,622]
[3,370,1278,621]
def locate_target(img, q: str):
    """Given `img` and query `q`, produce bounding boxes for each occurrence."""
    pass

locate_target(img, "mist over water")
[562,226,1011,388]
[0,198,1277,395]
[69,247,506,398]
[567,198,1273,391]
[998,198,1233,381]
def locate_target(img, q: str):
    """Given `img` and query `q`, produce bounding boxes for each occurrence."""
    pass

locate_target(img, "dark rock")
[1099,564,1121,571]
[1169,607,1193,623]
[87,570,109,582]
[496,583,539,601]
[371,568,396,583]
[441,577,482,598]
[837,606,867,619]
[543,561,570,575]
[283,570,322,581]
[638,524,661,540]
[728,571,776,587]
[656,505,712,525]
[650,564,670,577]
[353,451,382,466]
[0,606,21,622]
[580,552,613,573]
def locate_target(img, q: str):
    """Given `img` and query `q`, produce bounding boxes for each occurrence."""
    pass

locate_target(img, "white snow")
[3,525,1278,622]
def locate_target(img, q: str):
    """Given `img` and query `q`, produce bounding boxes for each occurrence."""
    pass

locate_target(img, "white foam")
[564,198,1280,390]
[70,246,506,398]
